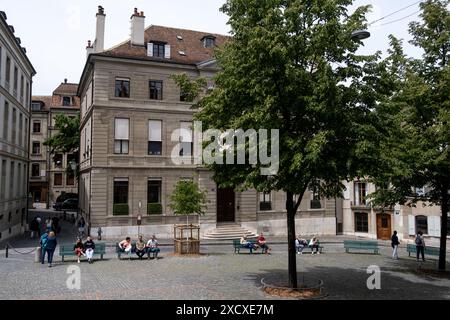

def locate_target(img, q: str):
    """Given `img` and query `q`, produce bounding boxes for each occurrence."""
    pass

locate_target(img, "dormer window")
[147,42,171,59]
[62,96,71,106]
[202,36,216,48]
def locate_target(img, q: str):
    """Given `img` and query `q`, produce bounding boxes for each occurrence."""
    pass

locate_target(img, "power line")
[378,10,421,27]
[368,1,422,26]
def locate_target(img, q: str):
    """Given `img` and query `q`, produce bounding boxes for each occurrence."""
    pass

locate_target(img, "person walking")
[29,217,40,239]
[84,236,96,264]
[40,231,49,264]
[77,217,86,238]
[45,218,53,233]
[415,231,426,262]
[44,231,57,267]
[391,230,400,260]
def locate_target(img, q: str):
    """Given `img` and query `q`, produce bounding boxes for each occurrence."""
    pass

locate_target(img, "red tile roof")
[100,25,230,64]
[53,83,79,95]
[32,96,52,110]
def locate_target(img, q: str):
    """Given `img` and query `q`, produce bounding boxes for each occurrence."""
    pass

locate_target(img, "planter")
[147,203,162,215]
[113,204,129,215]
[173,224,200,254]
[261,274,326,299]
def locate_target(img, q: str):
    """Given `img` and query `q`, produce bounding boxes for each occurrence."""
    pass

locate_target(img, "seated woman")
[309,236,320,254]
[146,235,160,259]
[84,236,96,264]
[119,237,133,260]
[295,236,308,254]
[240,235,258,253]
[257,233,271,254]
[73,238,85,263]
[135,235,146,260]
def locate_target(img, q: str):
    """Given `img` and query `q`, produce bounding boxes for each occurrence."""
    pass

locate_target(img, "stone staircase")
[202,224,257,240]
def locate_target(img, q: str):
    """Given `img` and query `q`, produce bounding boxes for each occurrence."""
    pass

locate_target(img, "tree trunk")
[438,183,449,271]
[286,191,297,288]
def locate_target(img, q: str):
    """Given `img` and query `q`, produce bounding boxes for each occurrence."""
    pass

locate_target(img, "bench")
[344,240,379,254]
[233,239,267,254]
[407,244,440,257]
[116,241,136,260]
[297,243,324,254]
[59,243,106,262]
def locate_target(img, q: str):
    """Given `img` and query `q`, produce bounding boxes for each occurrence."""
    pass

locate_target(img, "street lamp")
[137,201,142,236]
[351,29,371,41]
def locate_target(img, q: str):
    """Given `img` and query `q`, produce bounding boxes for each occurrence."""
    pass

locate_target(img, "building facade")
[30,81,80,208]
[0,11,35,240]
[78,7,339,239]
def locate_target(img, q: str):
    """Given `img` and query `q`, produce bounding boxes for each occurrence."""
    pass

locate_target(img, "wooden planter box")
[174,224,200,254]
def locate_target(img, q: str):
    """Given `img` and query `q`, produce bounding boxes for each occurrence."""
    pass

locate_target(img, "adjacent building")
[30,80,80,208]
[78,7,339,239]
[0,11,35,240]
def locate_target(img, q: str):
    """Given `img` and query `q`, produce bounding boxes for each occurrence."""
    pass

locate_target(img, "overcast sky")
[1,0,424,95]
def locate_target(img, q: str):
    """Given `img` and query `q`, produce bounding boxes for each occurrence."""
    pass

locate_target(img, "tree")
[170,73,207,102]
[370,0,450,271]
[195,0,378,288]
[170,180,207,225]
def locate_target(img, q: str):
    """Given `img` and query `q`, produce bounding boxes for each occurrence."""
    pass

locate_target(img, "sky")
[0,0,425,95]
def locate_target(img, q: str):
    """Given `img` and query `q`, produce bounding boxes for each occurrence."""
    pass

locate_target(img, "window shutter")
[115,118,129,140]
[408,215,416,235]
[148,120,162,142]
[428,216,441,237]
[164,44,171,59]
[180,122,192,142]
[147,43,153,57]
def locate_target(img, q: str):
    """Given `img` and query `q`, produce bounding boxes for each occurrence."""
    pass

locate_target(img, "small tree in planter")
[170,180,207,254]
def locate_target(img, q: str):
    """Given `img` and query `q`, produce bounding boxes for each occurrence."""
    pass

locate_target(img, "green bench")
[233,239,267,254]
[59,243,106,262]
[116,241,137,260]
[344,240,379,254]
[406,244,440,257]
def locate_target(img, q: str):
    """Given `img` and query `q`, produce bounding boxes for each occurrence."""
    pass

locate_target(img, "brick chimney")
[94,6,105,53]
[130,8,145,47]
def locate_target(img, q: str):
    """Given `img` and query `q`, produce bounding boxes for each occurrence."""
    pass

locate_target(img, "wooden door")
[217,188,235,223]
[377,214,392,240]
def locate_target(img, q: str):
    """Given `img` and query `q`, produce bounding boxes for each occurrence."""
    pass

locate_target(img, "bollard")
[5,244,8,258]
[35,247,41,263]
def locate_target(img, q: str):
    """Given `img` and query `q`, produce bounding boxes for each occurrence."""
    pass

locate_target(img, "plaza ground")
[0,210,449,300]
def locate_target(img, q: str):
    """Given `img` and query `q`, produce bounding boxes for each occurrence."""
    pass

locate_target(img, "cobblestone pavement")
[1,239,449,300]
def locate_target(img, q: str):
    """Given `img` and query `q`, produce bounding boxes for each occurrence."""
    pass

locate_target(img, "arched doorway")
[376,213,392,240]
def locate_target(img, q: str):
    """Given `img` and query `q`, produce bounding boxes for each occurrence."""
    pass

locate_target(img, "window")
[149,81,163,100]
[62,96,71,106]
[114,179,128,204]
[1,160,6,200]
[355,212,369,233]
[310,187,322,209]
[20,75,24,103]
[203,37,216,48]
[13,66,18,97]
[415,215,428,235]
[19,113,22,146]
[32,142,40,155]
[354,182,367,206]
[148,180,161,203]
[54,153,63,167]
[114,118,129,154]
[66,172,75,186]
[26,82,30,108]
[12,108,16,144]
[8,212,11,222]
[3,101,8,140]
[5,57,11,89]
[148,120,162,155]
[31,103,42,111]
[67,154,77,168]
[31,163,40,177]
[259,192,272,211]
[54,173,63,186]
[115,78,130,98]
[10,162,14,194]
[179,122,193,156]
[153,43,165,58]
[33,121,41,133]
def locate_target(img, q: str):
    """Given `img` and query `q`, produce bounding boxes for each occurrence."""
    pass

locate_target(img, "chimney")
[94,6,105,53]
[86,40,94,59]
[130,8,145,47]
[64,78,68,84]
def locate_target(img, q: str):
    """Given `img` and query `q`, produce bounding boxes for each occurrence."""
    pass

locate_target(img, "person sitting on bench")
[119,237,133,260]
[295,235,308,254]
[135,235,146,260]
[240,235,258,253]
[146,235,160,259]
[73,238,85,263]
[84,236,96,264]
[257,233,271,254]
[309,236,320,254]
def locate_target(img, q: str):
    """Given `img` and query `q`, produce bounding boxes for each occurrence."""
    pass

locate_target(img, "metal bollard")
[35,247,41,263]
[5,244,8,258]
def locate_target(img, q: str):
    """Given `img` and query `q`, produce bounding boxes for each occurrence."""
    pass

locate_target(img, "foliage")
[170,180,207,217]
[113,204,129,216]
[170,73,208,103]
[43,114,80,154]
[147,203,163,215]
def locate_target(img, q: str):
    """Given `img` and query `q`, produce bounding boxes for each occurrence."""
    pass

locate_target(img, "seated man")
[146,235,160,259]
[257,233,271,254]
[118,237,133,260]
[309,236,320,254]
[295,236,308,254]
[240,235,257,253]
[84,236,96,264]
[135,235,146,260]
[73,238,85,263]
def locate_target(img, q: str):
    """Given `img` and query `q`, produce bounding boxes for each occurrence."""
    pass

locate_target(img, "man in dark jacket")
[84,236,96,264]
[391,231,400,259]
[415,231,426,262]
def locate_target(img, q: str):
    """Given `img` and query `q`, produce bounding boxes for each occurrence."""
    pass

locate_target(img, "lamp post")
[351,29,371,41]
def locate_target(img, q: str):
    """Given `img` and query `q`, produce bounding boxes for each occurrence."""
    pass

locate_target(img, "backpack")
[415,236,423,246]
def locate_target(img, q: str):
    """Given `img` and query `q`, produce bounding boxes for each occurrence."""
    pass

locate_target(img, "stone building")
[30,81,80,208]
[0,11,35,240]
[78,6,339,239]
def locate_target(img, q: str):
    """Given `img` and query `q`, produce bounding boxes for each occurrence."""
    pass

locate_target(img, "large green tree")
[195,0,378,288]
[371,0,450,271]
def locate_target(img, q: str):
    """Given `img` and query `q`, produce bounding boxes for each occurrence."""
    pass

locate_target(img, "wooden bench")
[233,239,267,254]
[344,240,379,254]
[59,243,106,262]
[407,244,440,257]
[116,241,136,260]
